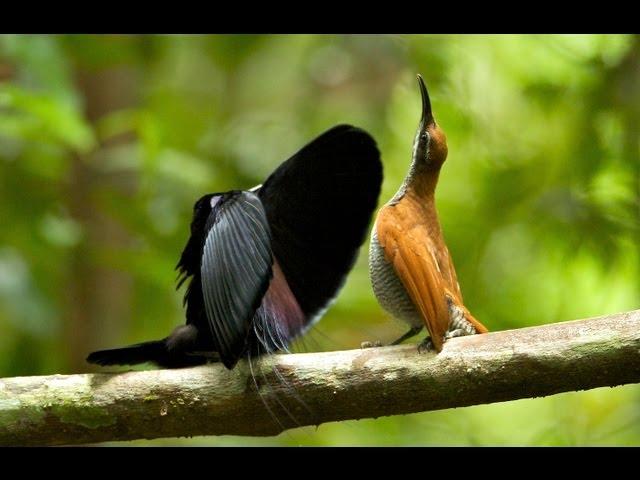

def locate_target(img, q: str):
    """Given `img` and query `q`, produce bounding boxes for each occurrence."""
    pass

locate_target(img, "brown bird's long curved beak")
[417,74,435,127]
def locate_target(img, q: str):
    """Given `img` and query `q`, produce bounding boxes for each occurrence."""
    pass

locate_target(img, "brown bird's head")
[412,74,448,170]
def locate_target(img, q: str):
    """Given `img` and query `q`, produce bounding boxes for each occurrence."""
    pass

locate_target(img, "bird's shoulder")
[375,201,437,252]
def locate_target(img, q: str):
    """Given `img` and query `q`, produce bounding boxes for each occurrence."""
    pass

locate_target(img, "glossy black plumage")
[201,191,273,366]
[87,124,383,370]
[259,125,383,319]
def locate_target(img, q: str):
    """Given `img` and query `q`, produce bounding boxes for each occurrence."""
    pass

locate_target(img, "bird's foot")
[360,340,383,349]
[417,337,436,354]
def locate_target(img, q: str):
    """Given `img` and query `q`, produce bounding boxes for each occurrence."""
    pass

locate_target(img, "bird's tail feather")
[86,340,168,367]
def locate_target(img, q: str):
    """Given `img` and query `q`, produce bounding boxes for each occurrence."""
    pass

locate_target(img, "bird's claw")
[417,337,435,354]
[360,340,383,349]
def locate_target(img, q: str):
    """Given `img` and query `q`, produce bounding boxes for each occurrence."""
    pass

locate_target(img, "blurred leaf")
[0,84,95,152]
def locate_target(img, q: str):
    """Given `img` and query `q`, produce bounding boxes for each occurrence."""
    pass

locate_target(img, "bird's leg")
[361,325,423,349]
[417,336,436,353]
[390,325,423,345]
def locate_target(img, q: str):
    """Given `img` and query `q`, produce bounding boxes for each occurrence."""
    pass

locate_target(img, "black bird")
[87,125,383,369]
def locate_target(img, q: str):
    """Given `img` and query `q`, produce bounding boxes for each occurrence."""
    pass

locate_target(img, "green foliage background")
[0,34,638,445]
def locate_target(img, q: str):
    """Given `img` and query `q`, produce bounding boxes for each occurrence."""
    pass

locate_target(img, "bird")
[87,124,383,370]
[368,74,488,353]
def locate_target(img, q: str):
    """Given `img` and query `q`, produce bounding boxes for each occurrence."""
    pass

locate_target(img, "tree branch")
[1,309,639,446]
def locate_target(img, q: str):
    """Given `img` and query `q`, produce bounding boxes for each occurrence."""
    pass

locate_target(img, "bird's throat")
[390,159,441,206]
[389,163,445,249]
[408,166,441,200]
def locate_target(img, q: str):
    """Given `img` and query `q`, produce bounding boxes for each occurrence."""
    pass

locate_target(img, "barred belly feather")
[369,226,423,328]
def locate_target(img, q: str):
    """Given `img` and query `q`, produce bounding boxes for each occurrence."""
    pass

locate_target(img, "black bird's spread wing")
[258,124,383,322]
[200,191,273,368]
[174,125,381,366]
[92,191,273,370]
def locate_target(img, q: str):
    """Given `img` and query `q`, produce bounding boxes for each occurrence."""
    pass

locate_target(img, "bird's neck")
[389,161,444,246]
[390,160,441,206]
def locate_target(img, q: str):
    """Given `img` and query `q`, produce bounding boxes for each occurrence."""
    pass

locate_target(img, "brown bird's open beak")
[417,74,435,127]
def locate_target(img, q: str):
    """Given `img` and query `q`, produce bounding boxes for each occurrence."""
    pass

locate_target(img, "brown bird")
[369,74,488,352]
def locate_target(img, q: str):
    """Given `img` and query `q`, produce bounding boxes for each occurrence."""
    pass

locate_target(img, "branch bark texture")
[1,309,639,446]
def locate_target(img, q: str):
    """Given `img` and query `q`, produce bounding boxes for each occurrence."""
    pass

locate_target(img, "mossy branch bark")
[1,309,639,446]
